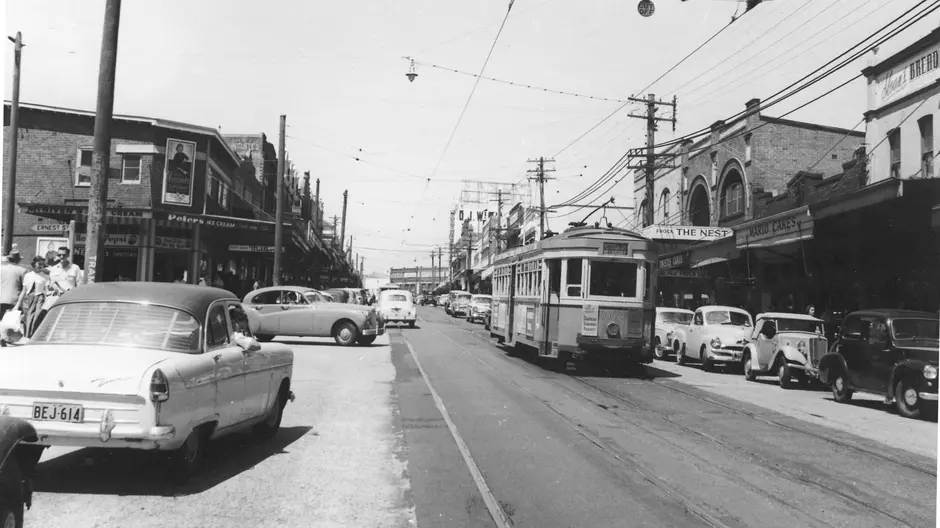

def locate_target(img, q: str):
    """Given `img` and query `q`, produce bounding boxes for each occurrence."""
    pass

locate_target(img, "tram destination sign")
[601,242,629,256]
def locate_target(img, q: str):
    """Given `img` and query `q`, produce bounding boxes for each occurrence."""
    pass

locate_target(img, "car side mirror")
[234,332,261,353]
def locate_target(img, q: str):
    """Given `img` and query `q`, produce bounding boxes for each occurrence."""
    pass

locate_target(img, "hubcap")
[903,387,919,406]
[835,377,844,392]
[778,364,786,380]
[340,328,352,341]
[3,511,15,528]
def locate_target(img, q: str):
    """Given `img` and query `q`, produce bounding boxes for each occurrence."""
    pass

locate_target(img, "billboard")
[162,138,197,206]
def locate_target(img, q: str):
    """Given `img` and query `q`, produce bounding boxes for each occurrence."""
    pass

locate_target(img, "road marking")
[402,338,514,528]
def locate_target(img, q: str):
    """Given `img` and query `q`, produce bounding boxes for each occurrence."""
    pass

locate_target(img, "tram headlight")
[606,323,620,338]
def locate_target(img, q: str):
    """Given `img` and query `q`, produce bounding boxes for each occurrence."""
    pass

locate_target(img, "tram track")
[420,318,934,527]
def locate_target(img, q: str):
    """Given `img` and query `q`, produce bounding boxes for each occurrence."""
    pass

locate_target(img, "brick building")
[389,266,448,294]
[2,102,354,291]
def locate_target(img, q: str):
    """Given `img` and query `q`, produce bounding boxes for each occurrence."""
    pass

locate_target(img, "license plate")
[33,403,84,423]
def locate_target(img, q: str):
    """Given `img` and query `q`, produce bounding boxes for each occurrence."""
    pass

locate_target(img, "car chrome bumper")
[707,348,744,362]
[919,392,939,401]
[362,327,386,336]
[27,422,177,449]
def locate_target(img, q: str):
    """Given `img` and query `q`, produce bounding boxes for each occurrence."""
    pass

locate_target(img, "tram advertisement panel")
[525,307,535,337]
[582,303,599,336]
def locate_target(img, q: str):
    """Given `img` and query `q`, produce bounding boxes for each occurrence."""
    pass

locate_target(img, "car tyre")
[894,379,922,419]
[333,322,359,347]
[0,502,22,528]
[256,334,275,342]
[357,335,377,345]
[831,372,853,402]
[700,346,712,372]
[653,337,664,360]
[676,344,687,366]
[743,353,757,381]
[776,357,792,389]
[170,427,207,484]
[254,390,286,439]
[408,321,416,329]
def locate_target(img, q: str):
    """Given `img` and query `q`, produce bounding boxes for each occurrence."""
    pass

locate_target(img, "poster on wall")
[162,138,197,206]
[36,237,69,262]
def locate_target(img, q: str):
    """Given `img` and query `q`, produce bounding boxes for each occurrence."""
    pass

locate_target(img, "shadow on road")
[822,397,939,422]
[33,425,313,497]
[753,379,828,392]
[275,339,386,348]
[573,362,682,380]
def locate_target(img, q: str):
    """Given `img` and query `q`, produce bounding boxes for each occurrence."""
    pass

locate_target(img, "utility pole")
[527,157,555,240]
[2,31,23,256]
[448,209,455,284]
[314,178,321,234]
[430,250,436,291]
[626,94,677,228]
[85,0,122,284]
[340,190,348,252]
[273,114,286,286]
[332,215,339,247]
[438,246,443,289]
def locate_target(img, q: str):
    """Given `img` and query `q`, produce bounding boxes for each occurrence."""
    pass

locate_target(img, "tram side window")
[565,259,583,297]
[547,259,561,296]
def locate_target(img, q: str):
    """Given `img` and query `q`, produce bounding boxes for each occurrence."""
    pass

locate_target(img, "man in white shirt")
[49,247,83,292]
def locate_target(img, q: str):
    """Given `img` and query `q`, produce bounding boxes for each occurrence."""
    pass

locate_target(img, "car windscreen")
[31,301,201,353]
[659,311,692,324]
[705,310,752,327]
[588,260,638,298]
[775,318,822,333]
[457,294,472,301]
[471,296,491,304]
[303,292,325,303]
[892,318,940,341]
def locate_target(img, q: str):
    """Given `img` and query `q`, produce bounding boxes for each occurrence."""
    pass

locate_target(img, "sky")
[3,0,939,275]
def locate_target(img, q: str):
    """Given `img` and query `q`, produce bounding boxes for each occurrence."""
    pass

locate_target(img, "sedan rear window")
[386,294,408,302]
[705,310,752,327]
[31,301,201,353]
[659,311,692,324]
[893,318,940,341]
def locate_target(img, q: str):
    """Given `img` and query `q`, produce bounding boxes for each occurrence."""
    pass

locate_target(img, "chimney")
[744,98,761,131]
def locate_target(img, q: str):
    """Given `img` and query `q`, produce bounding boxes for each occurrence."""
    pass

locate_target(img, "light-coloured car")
[677,305,753,371]
[743,312,827,388]
[244,286,385,346]
[467,295,492,324]
[450,291,472,318]
[0,282,295,482]
[378,290,417,327]
[653,307,694,360]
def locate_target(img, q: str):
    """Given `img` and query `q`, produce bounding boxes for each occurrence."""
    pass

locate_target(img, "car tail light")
[150,369,169,402]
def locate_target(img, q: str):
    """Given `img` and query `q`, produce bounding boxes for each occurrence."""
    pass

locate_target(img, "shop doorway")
[154,251,189,283]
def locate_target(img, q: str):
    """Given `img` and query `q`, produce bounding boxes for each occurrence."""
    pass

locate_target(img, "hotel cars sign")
[735,206,813,248]
[872,41,940,109]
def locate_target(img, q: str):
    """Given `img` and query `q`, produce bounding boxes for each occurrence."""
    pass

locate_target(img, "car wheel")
[676,344,687,366]
[776,357,792,389]
[831,373,853,403]
[653,337,664,360]
[254,389,286,439]
[256,334,275,342]
[0,502,22,528]
[357,335,377,345]
[333,322,359,347]
[895,379,923,419]
[743,353,757,381]
[700,346,712,371]
[171,427,207,484]
[408,321,416,328]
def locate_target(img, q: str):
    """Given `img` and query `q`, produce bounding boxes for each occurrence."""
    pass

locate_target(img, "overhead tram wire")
[402,0,517,242]
[550,4,758,160]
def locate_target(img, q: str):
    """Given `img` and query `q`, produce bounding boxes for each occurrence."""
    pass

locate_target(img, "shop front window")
[888,129,901,179]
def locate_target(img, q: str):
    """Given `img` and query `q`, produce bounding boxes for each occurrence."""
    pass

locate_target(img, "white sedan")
[0,282,295,482]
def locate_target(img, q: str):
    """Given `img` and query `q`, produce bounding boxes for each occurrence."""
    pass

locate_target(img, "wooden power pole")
[2,31,23,256]
[85,0,122,284]
[626,94,677,228]
[340,190,348,251]
[273,114,286,286]
[527,157,555,240]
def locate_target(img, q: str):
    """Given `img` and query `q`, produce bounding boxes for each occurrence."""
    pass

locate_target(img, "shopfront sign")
[871,41,940,109]
[658,252,689,269]
[162,138,198,207]
[735,206,814,248]
[74,233,142,247]
[641,224,733,242]
[660,269,709,279]
[228,244,284,253]
[155,236,193,250]
[30,223,70,233]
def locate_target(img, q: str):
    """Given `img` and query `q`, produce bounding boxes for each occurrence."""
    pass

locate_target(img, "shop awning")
[481,265,494,280]
[688,235,739,267]
[692,257,729,268]
[811,178,902,220]
[735,205,814,250]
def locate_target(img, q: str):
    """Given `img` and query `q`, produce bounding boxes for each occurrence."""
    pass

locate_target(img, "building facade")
[389,266,448,294]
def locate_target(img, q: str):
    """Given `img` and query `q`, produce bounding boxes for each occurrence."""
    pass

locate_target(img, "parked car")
[467,295,492,324]
[676,305,753,370]
[0,417,41,528]
[653,307,694,360]
[244,286,385,346]
[324,289,350,304]
[742,312,827,388]
[450,291,472,318]
[378,290,417,328]
[819,309,939,419]
[320,292,335,302]
[0,282,295,483]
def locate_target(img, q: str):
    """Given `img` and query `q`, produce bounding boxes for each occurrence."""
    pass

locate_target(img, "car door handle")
[213,354,222,362]
[253,306,262,311]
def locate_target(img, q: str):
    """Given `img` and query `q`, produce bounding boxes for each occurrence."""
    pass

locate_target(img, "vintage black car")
[0,417,41,528]
[819,309,939,419]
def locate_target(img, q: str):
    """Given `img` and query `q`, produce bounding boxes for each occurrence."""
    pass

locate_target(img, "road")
[24,306,937,528]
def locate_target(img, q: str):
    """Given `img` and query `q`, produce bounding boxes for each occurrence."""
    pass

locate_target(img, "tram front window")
[589,261,638,298]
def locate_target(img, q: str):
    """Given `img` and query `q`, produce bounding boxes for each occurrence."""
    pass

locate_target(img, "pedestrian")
[806,304,816,317]
[14,256,51,340]
[48,247,83,293]
[0,246,27,345]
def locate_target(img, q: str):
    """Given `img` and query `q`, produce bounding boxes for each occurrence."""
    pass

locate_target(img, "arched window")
[720,169,745,218]
[688,184,710,227]
[661,189,671,222]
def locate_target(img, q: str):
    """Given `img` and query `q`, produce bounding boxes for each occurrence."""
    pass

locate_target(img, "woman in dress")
[14,256,51,338]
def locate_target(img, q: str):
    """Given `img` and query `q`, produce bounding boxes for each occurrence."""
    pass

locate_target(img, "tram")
[489,225,658,371]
